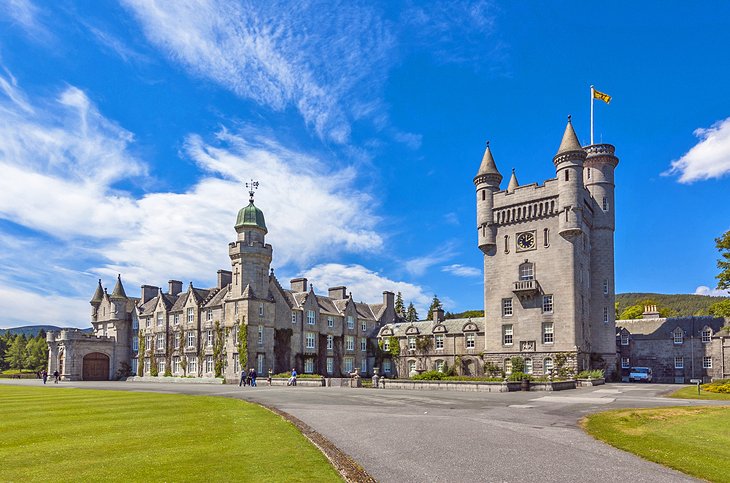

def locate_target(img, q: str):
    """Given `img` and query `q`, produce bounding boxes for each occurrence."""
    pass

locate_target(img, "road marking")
[592,389,622,394]
[508,404,535,409]
[531,396,615,404]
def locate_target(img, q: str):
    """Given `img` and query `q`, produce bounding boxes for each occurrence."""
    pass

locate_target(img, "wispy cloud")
[665,117,730,183]
[1,0,51,42]
[441,264,481,277]
[85,24,149,64]
[404,243,457,276]
[122,0,395,143]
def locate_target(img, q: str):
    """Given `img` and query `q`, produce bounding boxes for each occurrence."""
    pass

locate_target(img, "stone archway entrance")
[82,352,110,381]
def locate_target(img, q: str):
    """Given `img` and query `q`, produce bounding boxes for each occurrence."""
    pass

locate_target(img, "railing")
[513,279,537,291]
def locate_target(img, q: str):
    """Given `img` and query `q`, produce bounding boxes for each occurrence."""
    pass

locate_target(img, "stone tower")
[229,185,272,299]
[475,119,618,377]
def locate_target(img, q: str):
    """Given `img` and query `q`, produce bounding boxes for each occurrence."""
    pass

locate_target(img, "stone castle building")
[47,189,397,381]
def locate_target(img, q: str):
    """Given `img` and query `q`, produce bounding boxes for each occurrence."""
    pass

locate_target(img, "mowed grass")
[668,385,730,400]
[0,385,342,482]
[582,406,730,482]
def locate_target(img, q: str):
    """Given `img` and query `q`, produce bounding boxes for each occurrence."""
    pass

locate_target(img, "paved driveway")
[3,380,721,482]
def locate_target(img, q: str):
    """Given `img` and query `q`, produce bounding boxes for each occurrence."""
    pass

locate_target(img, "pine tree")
[394,292,405,317]
[426,295,442,320]
[406,302,418,322]
[4,334,27,370]
[715,230,730,290]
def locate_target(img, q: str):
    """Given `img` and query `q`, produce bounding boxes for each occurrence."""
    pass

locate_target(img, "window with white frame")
[144,358,150,374]
[435,334,444,350]
[132,336,139,352]
[361,321,367,332]
[145,335,152,349]
[145,318,150,328]
[361,338,367,352]
[258,325,263,345]
[131,359,138,375]
[233,353,239,374]
[326,335,333,350]
[344,357,354,373]
[174,332,180,349]
[544,357,554,373]
[502,298,513,317]
[673,328,684,344]
[383,360,391,373]
[173,356,181,374]
[158,359,165,374]
[174,314,180,325]
[327,316,334,327]
[346,335,355,351]
[205,355,213,373]
[326,357,333,374]
[304,358,314,374]
[675,356,684,369]
[407,336,416,351]
[542,322,554,344]
[524,358,533,374]
[206,329,213,347]
[603,279,609,295]
[207,309,213,322]
[407,360,416,374]
[187,356,197,374]
[435,360,445,372]
[519,262,534,281]
[132,316,138,330]
[306,332,316,349]
[621,357,630,369]
[187,331,194,348]
[307,310,316,325]
[466,333,475,349]
[259,303,264,316]
[347,316,355,329]
[291,311,297,324]
[702,328,712,343]
[703,356,712,369]
[187,307,194,323]
[361,358,367,373]
[383,338,390,351]
[504,358,512,375]
[157,312,163,326]
[503,325,513,345]
[542,295,553,313]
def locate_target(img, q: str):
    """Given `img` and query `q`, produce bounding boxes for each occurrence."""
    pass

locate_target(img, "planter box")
[576,378,605,387]
[381,379,522,392]
[528,380,576,391]
[126,376,223,384]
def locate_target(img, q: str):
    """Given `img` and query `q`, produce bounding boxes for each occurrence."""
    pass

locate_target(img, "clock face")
[516,232,536,250]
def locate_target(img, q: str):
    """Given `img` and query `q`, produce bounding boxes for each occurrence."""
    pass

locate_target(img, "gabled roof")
[379,317,485,336]
[616,316,726,338]
[171,292,189,312]
[204,285,228,308]
[354,302,376,320]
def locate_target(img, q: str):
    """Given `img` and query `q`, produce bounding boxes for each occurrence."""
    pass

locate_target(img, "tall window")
[435,334,444,349]
[702,328,712,343]
[621,357,630,369]
[233,354,239,374]
[620,333,629,346]
[542,295,553,313]
[466,333,475,349]
[327,316,334,327]
[344,357,354,373]
[436,360,445,372]
[146,318,150,328]
[524,358,533,374]
[675,356,684,369]
[504,358,512,375]
[259,304,264,316]
[326,357,334,374]
[502,298,513,317]
[503,325,513,346]
[291,311,297,324]
[257,354,264,374]
[258,325,263,345]
[304,358,314,374]
[407,336,416,350]
[131,359,138,375]
[383,338,390,351]
[157,312,163,326]
[174,332,180,349]
[383,360,391,373]
[346,335,355,351]
[504,235,509,253]
[603,279,609,295]
[158,360,165,374]
[234,301,239,315]
[187,307,194,323]
[361,338,367,352]
[132,336,139,352]
[347,316,355,329]
[542,323,554,344]
[206,329,213,347]
[543,228,549,247]
[205,355,213,373]
[307,310,315,325]
[361,358,367,373]
[703,357,712,369]
[187,331,194,348]
[326,335,333,350]
[206,309,213,322]
[174,314,180,325]
[173,356,181,374]
[673,328,684,345]
[188,356,197,374]
[407,360,416,374]
[145,335,152,350]
[603,307,609,323]
[602,197,608,211]
[144,358,150,374]
[306,332,316,349]
[519,263,534,281]
[361,321,367,332]
[544,357,554,373]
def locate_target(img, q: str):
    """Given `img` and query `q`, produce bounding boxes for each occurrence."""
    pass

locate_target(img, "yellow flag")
[593,89,611,104]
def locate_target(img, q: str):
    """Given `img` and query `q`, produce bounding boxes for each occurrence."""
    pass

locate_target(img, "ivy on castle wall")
[213,321,226,377]
[137,330,145,377]
[237,317,248,371]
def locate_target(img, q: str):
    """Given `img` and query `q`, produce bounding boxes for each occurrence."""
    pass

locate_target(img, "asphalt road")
[3,380,723,482]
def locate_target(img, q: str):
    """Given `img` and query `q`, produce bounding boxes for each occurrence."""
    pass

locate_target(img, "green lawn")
[668,385,730,400]
[582,406,730,482]
[0,385,341,482]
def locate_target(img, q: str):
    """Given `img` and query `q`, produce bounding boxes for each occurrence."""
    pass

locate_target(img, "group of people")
[239,368,258,387]
[40,370,59,384]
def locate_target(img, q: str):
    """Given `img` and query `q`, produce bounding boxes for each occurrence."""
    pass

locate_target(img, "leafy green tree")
[709,299,730,317]
[426,295,442,320]
[405,303,418,322]
[4,334,27,369]
[716,230,730,290]
[24,337,47,371]
[0,333,9,371]
[394,292,405,317]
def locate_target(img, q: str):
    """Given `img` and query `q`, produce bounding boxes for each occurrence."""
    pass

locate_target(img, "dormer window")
[672,327,684,345]
[701,327,712,343]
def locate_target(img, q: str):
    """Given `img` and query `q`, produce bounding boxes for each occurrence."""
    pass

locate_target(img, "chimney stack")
[290,278,308,292]
[168,280,183,295]
[328,286,347,300]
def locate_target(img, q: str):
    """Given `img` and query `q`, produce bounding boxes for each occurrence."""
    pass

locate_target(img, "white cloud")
[441,264,481,277]
[122,0,395,143]
[694,285,730,297]
[0,285,88,328]
[666,117,730,183]
[404,244,457,276]
[1,0,47,38]
[300,263,430,313]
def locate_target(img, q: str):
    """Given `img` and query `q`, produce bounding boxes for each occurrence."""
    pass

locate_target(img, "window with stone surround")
[675,356,684,369]
[132,336,139,352]
[259,304,264,316]
[346,335,355,351]
[603,307,609,323]
[345,357,354,373]
[187,331,194,348]
[702,328,712,343]
[603,279,609,295]
[543,228,549,247]
[306,332,316,349]
[407,359,416,374]
[361,338,367,352]
[174,332,180,349]
[542,323,554,344]
[407,336,416,351]
[673,328,684,345]
[307,310,316,325]
[145,335,152,350]
[187,308,194,323]
[304,358,314,374]
[187,356,197,374]
[542,295,553,313]
[621,333,629,346]
[326,357,333,374]
[206,329,213,347]
[157,312,163,326]
[435,334,444,350]
[361,321,367,332]
[504,358,512,375]
[621,357,630,368]
[173,356,181,374]
[327,335,333,350]
[502,298,513,317]
[502,325,513,346]
[131,359,138,375]
[144,358,150,374]
[466,333,476,349]
[383,360,391,373]
[347,316,355,330]
[524,358,533,374]
[703,357,712,369]
[504,235,509,254]
[327,316,334,327]
[519,262,534,281]
[206,309,213,322]
[257,354,264,374]
[205,355,213,373]
[258,325,263,345]
[544,357,554,373]
[383,338,390,351]
[291,311,297,324]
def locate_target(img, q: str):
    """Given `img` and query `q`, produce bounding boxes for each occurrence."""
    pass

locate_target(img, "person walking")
[250,368,257,387]
[42,370,48,384]
[291,368,297,387]
[53,370,59,384]
[239,369,246,387]
[267,368,272,386]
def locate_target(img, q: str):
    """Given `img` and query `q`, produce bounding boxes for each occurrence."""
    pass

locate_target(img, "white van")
[629,367,653,382]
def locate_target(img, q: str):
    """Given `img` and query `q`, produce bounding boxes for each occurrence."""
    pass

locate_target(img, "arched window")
[519,262,534,281]
[504,358,512,375]
[524,358,533,374]
[504,235,509,254]
[408,360,417,375]
[544,357,554,373]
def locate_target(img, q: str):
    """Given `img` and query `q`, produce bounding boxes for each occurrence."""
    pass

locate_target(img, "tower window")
[543,228,549,247]
[504,235,509,254]
[603,307,609,323]
[565,170,569,181]
[482,190,486,201]
[602,197,608,211]
[603,279,609,295]
[587,168,591,179]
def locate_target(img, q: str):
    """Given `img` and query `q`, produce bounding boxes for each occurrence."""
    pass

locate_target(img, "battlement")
[49,328,113,342]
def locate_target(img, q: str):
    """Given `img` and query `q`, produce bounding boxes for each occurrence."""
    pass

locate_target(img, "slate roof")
[203,285,228,308]
[380,317,485,336]
[616,316,727,339]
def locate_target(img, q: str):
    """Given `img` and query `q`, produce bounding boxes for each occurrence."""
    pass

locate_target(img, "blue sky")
[1,1,729,328]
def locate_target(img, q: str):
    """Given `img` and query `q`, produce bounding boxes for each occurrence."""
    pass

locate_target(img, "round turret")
[553,118,587,239]
[474,142,502,254]
[235,202,267,234]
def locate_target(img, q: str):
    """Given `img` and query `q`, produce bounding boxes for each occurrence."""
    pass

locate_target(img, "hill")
[615,293,729,318]
[0,325,92,337]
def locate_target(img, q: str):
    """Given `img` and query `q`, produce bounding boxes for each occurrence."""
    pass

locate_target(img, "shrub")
[576,369,605,379]
[483,361,503,378]
[507,371,532,382]
[702,379,730,394]
[510,357,525,374]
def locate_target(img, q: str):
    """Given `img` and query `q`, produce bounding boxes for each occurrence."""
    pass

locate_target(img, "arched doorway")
[83,352,110,381]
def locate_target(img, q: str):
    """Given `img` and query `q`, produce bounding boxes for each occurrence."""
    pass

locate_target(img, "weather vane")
[245,179,259,202]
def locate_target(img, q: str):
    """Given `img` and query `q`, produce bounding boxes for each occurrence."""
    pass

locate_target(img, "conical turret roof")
[474,143,503,184]
[90,279,104,305]
[507,169,519,193]
[110,274,127,300]
[556,118,583,155]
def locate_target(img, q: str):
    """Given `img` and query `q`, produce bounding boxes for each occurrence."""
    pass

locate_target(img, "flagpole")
[590,85,594,145]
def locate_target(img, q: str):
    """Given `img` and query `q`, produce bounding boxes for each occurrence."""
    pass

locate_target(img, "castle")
[47,187,397,381]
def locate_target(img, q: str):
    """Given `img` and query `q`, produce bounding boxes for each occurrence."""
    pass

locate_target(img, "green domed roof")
[235,201,267,232]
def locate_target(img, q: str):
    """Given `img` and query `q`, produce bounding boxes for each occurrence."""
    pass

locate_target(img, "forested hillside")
[616,293,729,318]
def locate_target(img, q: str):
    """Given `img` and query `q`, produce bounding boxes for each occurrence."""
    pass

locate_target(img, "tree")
[24,337,47,371]
[406,303,418,322]
[4,334,26,369]
[394,292,405,317]
[709,299,730,317]
[237,320,248,372]
[137,331,145,376]
[427,295,442,320]
[716,230,730,290]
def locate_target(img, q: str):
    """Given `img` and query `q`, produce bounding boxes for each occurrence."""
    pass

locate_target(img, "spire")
[556,115,583,155]
[110,274,127,300]
[507,169,519,193]
[474,141,503,185]
[90,279,104,305]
